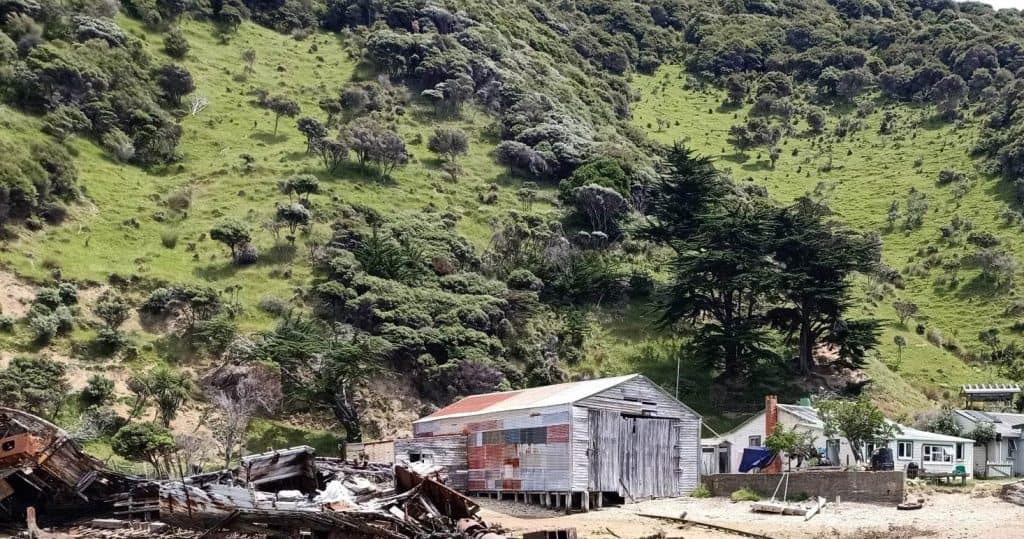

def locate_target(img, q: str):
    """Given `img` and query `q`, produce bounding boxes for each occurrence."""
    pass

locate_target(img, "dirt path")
[0,269,34,318]
[477,487,1024,539]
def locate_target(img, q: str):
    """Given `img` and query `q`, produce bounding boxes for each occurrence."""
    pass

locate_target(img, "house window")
[748,436,762,447]
[923,445,953,463]
[408,452,422,463]
[955,443,964,461]
[897,441,913,460]
[1009,439,1018,460]
[864,442,878,457]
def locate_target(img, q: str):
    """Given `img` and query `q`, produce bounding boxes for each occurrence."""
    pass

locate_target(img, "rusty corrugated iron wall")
[464,410,572,492]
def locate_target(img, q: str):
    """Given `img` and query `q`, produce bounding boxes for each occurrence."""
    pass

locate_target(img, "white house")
[953,409,1024,478]
[702,397,974,478]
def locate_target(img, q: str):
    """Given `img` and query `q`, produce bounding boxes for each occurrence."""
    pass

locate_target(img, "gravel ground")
[475,483,1024,539]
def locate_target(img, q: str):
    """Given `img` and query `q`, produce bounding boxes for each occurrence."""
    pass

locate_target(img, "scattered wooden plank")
[637,513,775,539]
[804,497,826,521]
[751,502,807,516]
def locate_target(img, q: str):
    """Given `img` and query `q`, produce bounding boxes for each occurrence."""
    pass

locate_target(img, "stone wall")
[705,471,904,504]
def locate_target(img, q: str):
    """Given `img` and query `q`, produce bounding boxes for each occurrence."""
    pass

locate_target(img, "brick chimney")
[765,395,782,472]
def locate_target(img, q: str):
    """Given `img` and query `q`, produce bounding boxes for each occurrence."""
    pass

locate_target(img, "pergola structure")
[961,384,1021,409]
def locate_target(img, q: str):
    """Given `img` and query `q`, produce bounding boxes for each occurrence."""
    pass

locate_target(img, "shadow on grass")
[313,162,399,187]
[720,152,750,164]
[954,273,1004,299]
[192,242,300,280]
[250,132,289,144]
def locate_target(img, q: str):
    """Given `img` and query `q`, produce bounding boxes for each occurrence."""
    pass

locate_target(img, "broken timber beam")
[637,513,775,539]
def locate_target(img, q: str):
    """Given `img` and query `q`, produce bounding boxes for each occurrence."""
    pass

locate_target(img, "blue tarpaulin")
[738,447,776,473]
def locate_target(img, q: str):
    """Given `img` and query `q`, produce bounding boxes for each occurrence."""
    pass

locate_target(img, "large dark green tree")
[641,145,779,379]
[768,197,882,375]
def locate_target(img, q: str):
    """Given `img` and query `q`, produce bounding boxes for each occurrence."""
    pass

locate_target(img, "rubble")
[1,406,505,539]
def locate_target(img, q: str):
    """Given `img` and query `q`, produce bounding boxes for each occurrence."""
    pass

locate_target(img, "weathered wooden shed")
[411,374,701,509]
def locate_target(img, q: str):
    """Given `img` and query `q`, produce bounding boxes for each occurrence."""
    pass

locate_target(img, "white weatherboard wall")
[710,406,974,478]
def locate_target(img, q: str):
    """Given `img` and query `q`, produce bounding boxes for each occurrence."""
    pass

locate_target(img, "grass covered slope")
[632,65,1010,413]
[0,17,554,333]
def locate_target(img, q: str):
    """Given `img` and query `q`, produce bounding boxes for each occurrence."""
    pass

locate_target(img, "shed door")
[589,410,621,491]
[619,417,677,499]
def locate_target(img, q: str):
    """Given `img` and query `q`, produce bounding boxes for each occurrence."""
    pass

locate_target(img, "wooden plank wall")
[394,436,468,491]
[585,409,620,492]
[571,406,590,492]
[575,376,702,495]
[619,417,676,498]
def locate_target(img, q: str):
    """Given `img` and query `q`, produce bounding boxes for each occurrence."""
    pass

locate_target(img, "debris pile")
[1001,480,1024,506]
[1,407,504,538]
[156,449,503,538]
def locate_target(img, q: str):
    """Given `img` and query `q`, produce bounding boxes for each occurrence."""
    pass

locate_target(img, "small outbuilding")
[409,374,702,509]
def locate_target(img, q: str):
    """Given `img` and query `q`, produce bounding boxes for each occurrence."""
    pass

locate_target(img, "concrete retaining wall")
[705,471,904,504]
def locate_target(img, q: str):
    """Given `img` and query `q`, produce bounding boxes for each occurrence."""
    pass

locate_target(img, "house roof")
[415,374,641,423]
[778,404,825,429]
[705,402,974,444]
[894,425,974,444]
[955,409,1024,438]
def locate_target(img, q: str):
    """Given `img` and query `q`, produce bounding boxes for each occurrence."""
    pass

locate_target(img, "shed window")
[897,441,913,460]
[748,436,761,447]
[955,443,965,461]
[408,452,422,463]
[923,445,953,463]
[1009,439,1018,460]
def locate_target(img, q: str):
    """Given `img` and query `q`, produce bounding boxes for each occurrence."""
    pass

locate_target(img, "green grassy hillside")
[632,65,1012,415]
[0,17,555,334]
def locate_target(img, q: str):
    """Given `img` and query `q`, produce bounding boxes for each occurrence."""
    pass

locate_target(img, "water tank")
[906,461,919,479]
[871,447,894,471]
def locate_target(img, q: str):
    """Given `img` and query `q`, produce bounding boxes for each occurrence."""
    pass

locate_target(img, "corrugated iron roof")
[416,374,640,423]
[955,409,1024,438]
[894,425,974,443]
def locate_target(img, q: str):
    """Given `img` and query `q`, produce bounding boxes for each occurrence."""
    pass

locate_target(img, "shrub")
[235,242,259,265]
[937,169,966,186]
[730,488,760,502]
[967,231,999,248]
[93,327,126,355]
[257,296,289,315]
[81,406,126,437]
[102,129,136,162]
[0,316,13,332]
[507,269,543,291]
[42,106,91,141]
[926,327,943,347]
[915,323,926,335]
[81,374,115,405]
[28,313,60,344]
[163,28,189,58]
[691,483,712,498]
[160,229,179,249]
